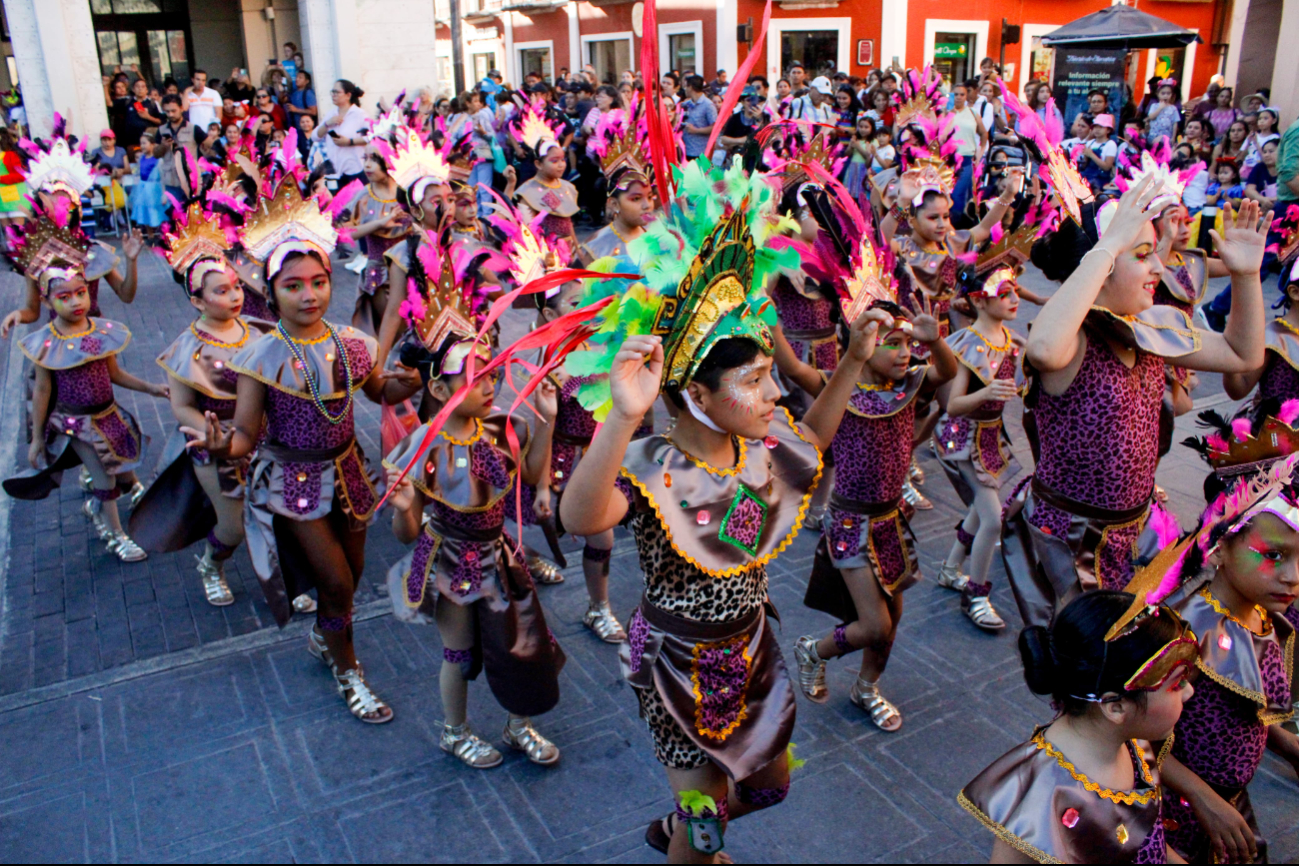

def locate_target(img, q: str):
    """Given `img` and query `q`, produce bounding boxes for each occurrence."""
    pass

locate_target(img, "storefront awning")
[1041,5,1201,51]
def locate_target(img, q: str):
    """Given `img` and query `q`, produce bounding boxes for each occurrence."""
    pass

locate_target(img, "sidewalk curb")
[0,597,394,715]
[0,324,27,662]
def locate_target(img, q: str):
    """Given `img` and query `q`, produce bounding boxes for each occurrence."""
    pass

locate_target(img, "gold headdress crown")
[840,236,895,323]
[386,127,450,192]
[163,200,229,275]
[240,177,339,266]
[893,94,936,132]
[519,101,560,155]
[1203,413,1299,474]
[25,138,95,198]
[598,119,650,184]
[414,245,477,353]
[13,219,91,279]
[977,222,1037,276]
[902,156,956,198]
[1045,148,1094,226]
[783,132,838,190]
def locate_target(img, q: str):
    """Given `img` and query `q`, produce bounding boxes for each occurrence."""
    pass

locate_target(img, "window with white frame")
[585,34,632,86]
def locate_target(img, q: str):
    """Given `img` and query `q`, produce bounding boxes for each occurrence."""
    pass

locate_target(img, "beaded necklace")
[276,321,355,424]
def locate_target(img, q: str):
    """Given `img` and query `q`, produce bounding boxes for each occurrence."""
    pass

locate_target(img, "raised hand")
[911,293,941,344]
[122,228,144,260]
[1210,199,1272,276]
[845,307,892,363]
[1096,174,1162,254]
[180,411,234,458]
[533,485,553,520]
[609,334,663,423]
[533,376,558,424]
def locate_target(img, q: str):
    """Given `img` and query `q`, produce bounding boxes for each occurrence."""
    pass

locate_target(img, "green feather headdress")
[568,156,799,420]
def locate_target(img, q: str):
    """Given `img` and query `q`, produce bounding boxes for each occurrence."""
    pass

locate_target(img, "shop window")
[1029,37,1054,86]
[587,38,631,85]
[933,32,976,88]
[473,52,498,82]
[669,33,696,76]
[781,30,838,79]
[520,47,552,82]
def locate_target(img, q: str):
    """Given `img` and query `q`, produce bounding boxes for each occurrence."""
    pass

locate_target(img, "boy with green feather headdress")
[559,156,894,860]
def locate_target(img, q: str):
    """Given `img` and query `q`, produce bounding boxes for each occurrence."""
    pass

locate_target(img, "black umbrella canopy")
[1041,5,1201,50]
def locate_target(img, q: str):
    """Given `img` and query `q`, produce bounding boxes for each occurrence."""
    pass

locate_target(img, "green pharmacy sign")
[935,43,968,59]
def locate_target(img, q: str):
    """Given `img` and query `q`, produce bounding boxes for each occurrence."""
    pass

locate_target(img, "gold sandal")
[196,552,234,606]
[527,556,565,585]
[332,666,393,724]
[503,716,560,765]
[583,602,626,643]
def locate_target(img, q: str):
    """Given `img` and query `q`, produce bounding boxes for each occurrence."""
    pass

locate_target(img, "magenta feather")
[1231,417,1253,441]
[1206,432,1229,452]
[328,179,364,222]
[1280,400,1299,426]
[400,276,427,327]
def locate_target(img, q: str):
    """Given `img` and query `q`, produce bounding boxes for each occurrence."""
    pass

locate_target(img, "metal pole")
[999,17,1006,72]
[450,0,466,94]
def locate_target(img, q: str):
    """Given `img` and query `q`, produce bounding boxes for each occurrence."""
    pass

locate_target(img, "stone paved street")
[0,240,1295,863]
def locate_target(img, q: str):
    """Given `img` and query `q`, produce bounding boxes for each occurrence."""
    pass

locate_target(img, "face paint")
[721,361,765,416]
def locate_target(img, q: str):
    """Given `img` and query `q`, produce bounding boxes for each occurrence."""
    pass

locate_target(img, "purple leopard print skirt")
[621,598,795,782]
[5,400,150,501]
[934,414,1020,504]
[810,493,921,603]
[244,438,384,626]
[1001,477,1160,629]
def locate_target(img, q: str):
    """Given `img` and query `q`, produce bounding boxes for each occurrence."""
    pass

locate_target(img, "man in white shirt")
[183,69,222,131]
[789,76,833,140]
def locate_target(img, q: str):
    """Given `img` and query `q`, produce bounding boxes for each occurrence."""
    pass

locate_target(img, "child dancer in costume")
[1003,178,1271,628]
[561,159,885,861]
[182,177,412,723]
[582,102,656,263]
[3,262,166,561]
[384,248,568,769]
[348,149,409,334]
[507,99,579,248]
[128,200,274,605]
[1224,257,1299,406]
[1160,421,1299,863]
[785,288,958,730]
[959,589,1197,863]
[0,131,143,338]
[932,261,1026,632]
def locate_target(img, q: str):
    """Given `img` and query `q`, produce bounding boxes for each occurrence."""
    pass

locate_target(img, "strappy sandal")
[126,480,146,509]
[583,602,627,643]
[527,556,565,585]
[963,593,1006,631]
[307,627,335,668]
[793,635,829,703]
[936,563,970,591]
[908,457,925,485]
[850,679,902,732]
[441,722,503,769]
[195,552,234,606]
[645,812,677,854]
[902,480,933,510]
[332,666,393,724]
[82,499,113,541]
[503,716,560,765]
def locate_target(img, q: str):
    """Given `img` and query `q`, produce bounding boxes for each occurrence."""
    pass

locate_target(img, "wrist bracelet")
[1083,247,1117,276]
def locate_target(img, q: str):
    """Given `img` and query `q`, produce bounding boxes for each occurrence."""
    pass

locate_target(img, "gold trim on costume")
[664,435,747,478]
[89,405,141,463]
[1030,733,1158,806]
[956,791,1061,864]
[689,634,753,741]
[1199,588,1272,637]
[1093,510,1149,593]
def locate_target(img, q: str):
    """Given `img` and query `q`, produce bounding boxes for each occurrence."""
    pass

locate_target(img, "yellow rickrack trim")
[273,327,333,346]
[845,366,930,419]
[865,509,912,596]
[20,324,133,369]
[156,362,236,402]
[1090,305,1204,352]
[618,408,823,579]
[1199,588,1271,637]
[49,320,98,340]
[664,435,747,478]
[972,419,1013,481]
[1093,509,1149,596]
[967,324,1013,353]
[190,320,250,349]
[1192,625,1294,719]
[1030,733,1159,806]
[1156,732,1175,768]
[367,183,398,204]
[1274,317,1299,338]
[380,436,527,515]
[955,791,1061,865]
[439,417,484,447]
[689,634,753,741]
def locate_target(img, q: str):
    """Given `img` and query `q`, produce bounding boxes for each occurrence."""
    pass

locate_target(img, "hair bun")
[1018,626,1056,696]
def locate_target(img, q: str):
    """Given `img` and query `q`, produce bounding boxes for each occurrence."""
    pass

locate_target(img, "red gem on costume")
[664,472,672,488]
[44,340,51,347]
[836,541,847,552]
[425,462,435,474]
[465,549,478,562]
[1163,819,1180,832]
[1061,808,1080,829]
[1218,633,1232,651]
[1041,526,1052,535]
[764,436,778,449]
[895,392,906,400]
[297,497,309,509]
[293,360,304,370]
[104,322,112,329]
[1180,797,1191,808]
[696,511,711,526]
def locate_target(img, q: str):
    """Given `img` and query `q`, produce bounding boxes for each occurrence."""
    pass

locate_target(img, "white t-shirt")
[315,103,369,176]
[186,86,222,130]
[1086,139,1118,162]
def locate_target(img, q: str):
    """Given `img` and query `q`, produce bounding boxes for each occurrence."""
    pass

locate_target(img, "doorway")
[90,0,193,87]
[933,32,976,87]
[781,30,839,79]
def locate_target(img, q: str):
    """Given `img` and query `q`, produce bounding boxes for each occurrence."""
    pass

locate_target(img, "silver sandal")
[936,563,970,591]
[126,480,146,509]
[503,716,560,765]
[902,480,932,510]
[583,601,626,643]
[292,594,318,614]
[332,666,393,724]
[108,532,147,563]
[793,635,829,703]
[441,722,503,769]
[963,594,1007,631]
[82,499,114,541]
[307,627,335,668]
[850,678,902,731]
[527,556,565,585]
[908,457,925,485]
[196,551,235,606]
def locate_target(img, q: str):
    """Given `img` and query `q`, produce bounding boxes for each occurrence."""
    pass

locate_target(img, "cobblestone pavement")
[0,242,1295,862]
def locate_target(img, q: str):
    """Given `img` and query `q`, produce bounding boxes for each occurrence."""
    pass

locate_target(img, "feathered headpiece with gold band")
[893,65,944,131]
[163,199,231,294]
[896,111,960,205]
[589,98,652,194]
[485,191,573,295]
[764,128,845,192]
[568,157,797,417]
[239,174,339,280]
[770,160,899,327]
[1184,400,1299,476]
[23,136,95,200]
[397,229,485,376]
[375,125,449,194]
[1116,140,1203,213]
[1107,450,1299,642]
[1001,88,1093,226]
[515,97,563,158]
[9,217,91,281]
